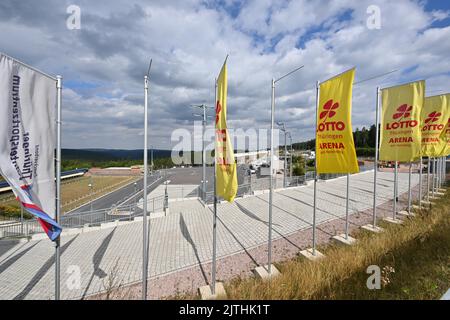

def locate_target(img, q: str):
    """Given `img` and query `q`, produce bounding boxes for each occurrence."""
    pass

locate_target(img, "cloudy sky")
[1,0,449,150]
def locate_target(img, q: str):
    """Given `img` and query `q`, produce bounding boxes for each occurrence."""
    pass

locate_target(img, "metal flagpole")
[211,79,218,295]
[432,158,436,197]
[442,157,447,182]
[435,157,438,192]
[151,147,154,176]
[284,130,287,188]
[142,60,151,299]
[443,157,446,185]
[427,157,430,201]
[393,161,398,220]
[437,157,440,188]
[372,87,380,227]
[268,78,275,273]
[55,75,62,300]
[202,106,206,201]
[312,80,320,255]
[419,157,422,209]
[345,173,350,239]
[407,162,412,214]
[268,65,303,267]
[20,204,24,235]
[436,157,440,189]
[440,157,442,188]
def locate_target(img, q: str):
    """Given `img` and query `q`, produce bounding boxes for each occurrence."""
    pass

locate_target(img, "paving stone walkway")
[0,170,419,300]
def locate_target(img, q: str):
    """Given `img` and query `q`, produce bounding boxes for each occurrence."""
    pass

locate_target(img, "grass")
[220,185,450,300]
[0,175,138,215]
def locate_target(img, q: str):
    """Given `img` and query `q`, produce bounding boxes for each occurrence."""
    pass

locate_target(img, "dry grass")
[60,175,137,213]
[223,186,450,300]
[0,175,138,214]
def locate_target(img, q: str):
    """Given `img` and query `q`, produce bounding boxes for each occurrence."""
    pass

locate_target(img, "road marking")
[115,176,163,208]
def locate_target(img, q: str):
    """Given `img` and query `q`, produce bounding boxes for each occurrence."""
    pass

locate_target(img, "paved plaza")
[0,170,420,300]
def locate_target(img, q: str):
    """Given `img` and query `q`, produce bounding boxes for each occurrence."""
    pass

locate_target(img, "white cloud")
[0,0,449,149]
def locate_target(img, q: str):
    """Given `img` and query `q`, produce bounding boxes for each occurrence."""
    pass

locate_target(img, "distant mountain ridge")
[62,148,172,161]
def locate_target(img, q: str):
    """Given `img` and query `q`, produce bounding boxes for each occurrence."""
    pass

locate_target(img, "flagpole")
[372,87,380,227]
[393,161,398,220]
[142,74,149,300]
[267,65,303,270]
[419,157,422,209]
[407,162,412,214]
[427,157,431,202]
[312,80,320,255]
[443,157,446,186]
[437,157,440,189]
[202,105,206,202]
[211,79,218,295]
[55,75,62,300]
[268,78,275,274]
[432,158,436,197]
[345,173,350,239]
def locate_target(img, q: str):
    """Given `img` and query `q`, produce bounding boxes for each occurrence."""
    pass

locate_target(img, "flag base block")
[253,264,280,280]
[383,217,403,224]
[435,192,445,196]
[437,188,446,192]
[332,234,356,245]
[361,224,384,233]
[429,196,441,200]
[398,210,415,217]
[199,282,227,300]
[412,205,422,211]
[421,200,434,206]
[299,248,325,261]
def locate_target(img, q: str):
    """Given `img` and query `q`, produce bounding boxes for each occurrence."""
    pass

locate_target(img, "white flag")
[0,53,61,240]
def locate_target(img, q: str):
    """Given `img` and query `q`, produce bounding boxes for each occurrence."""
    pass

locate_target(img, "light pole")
[142,59,152,300]
[277,122,288,188]
[191,104,213,203]
[287,132,293,181]
[268,65,304,275]
[134,182,137,216]
[164,180,169,216]
[150,146,154,176]
[88,176,93,213]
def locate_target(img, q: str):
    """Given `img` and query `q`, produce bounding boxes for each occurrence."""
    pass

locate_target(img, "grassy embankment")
[215,184,450,300]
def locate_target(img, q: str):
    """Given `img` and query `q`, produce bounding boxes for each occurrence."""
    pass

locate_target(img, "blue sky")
[0,0,449,150]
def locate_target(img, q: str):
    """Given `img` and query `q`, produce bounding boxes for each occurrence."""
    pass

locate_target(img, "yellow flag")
[215,61,237,202]
[316,68,359,174]
[421,94,450,157]
[379,80,425,162]
[439,95,450,156]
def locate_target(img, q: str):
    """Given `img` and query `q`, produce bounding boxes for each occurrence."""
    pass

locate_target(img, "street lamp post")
[191,104,212,203]
[150,146,154,176]
[88,176,93,213]
[277,122,288,188]
[133,182,137,218]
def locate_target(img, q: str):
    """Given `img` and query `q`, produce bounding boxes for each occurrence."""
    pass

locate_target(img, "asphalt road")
[67,173,163,214]
[66,165,250,216]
